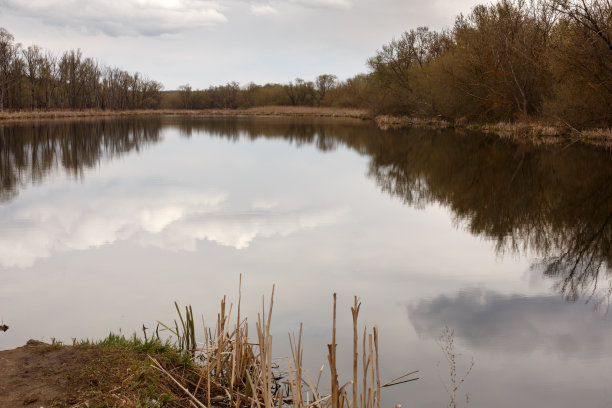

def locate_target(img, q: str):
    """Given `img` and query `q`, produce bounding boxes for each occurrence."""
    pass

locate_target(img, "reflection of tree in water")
[187,117,612,304]
[168,115,342,152]
[0,118,163,203]
[1,116,611,303]
[362,129,612,305]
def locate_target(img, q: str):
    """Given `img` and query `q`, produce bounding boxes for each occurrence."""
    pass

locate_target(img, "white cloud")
[139,206,185,233]
[0,0,228,36]
[250,4,278,15]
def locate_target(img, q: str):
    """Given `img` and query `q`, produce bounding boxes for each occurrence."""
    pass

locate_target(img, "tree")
[178,84,193,109]
[314,74,337,106]
[545,0,612,125]
[285,78,315,106]
[0,28,21,112]
[22,45,43,110]
[367,27,449,115]
[39,50,59,109]
[551,0,612,54]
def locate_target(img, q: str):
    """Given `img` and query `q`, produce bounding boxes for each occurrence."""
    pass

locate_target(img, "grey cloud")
[408,289,612,357]
[243,0,352,11]
[0,0,227,36]
[287,0,353,9]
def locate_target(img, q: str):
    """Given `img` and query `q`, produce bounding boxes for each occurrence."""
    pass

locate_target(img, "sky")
[0,0,480,89]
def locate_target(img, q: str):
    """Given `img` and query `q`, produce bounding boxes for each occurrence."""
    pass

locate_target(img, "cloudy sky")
[0,0,480,89]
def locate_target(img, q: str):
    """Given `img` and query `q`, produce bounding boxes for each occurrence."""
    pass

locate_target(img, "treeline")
[163,0,610,127]
[160,75,368,110]
[1,0,610,127]
[365,0,612,126]
[0,28,163,111]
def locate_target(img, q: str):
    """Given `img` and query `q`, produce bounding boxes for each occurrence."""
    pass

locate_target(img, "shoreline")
[0,106,371,122]
[1,107,610,148]
[375,115,612,148]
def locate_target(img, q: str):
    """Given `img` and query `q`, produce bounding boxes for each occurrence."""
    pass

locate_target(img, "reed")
[152,280,418,407]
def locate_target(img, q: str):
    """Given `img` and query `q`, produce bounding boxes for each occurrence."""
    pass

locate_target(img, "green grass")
[65,333,194,407]
[74,332,192,367]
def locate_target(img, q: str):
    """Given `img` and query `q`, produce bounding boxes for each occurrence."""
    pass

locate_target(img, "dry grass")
[0,109,154,121]
[152,279,418,408]
[437,328,474,408]
[374,115,453,131]
[0,106,371,122]
[375,114,612,148]
[30,335,200,407]
[479,121,612,148]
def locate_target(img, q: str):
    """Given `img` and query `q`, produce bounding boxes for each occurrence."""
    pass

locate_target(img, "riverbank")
[2,107,610,148]
[0,106,371,122]
[375,115,612,148]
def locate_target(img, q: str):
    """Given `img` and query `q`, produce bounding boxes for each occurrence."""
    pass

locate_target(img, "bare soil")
[0,339,185,408]
[0,340,96,407]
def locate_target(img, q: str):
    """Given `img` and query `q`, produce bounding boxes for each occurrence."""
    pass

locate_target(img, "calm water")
[1,116,612,407]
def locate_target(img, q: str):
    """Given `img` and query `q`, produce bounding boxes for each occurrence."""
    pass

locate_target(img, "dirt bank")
[0,339,190,408]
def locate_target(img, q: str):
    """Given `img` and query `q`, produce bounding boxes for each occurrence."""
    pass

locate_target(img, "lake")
[1,115,611,407]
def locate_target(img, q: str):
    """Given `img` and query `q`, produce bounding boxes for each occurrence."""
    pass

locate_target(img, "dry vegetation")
[152,282,418,408]
[0,106,370,122]
[375,114,612,147]
[374,115,454,131]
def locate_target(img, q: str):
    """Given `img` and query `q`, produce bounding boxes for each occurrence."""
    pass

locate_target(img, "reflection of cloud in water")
[137,208,345,251]
[0,184,345,268]
[408,289,612,357]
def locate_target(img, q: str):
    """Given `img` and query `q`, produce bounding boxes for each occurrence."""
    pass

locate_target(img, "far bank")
[1,107,611,148]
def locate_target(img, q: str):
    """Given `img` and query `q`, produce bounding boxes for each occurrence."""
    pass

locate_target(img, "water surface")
[1,116,611,407]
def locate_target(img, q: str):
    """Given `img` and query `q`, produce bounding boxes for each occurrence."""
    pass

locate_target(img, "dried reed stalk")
[328,293,339,408]
[157,285,416,408]
[351,297,361,408]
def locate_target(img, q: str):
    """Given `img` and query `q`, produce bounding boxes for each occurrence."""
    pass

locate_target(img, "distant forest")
[0,0,610,127]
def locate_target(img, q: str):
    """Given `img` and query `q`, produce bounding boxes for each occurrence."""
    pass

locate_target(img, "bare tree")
[0,28,21,112]
[315,74,337,106]
[40,50,59,109]
[178,84,193,109]
[551,0,612,53]
[22,45,43,110]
